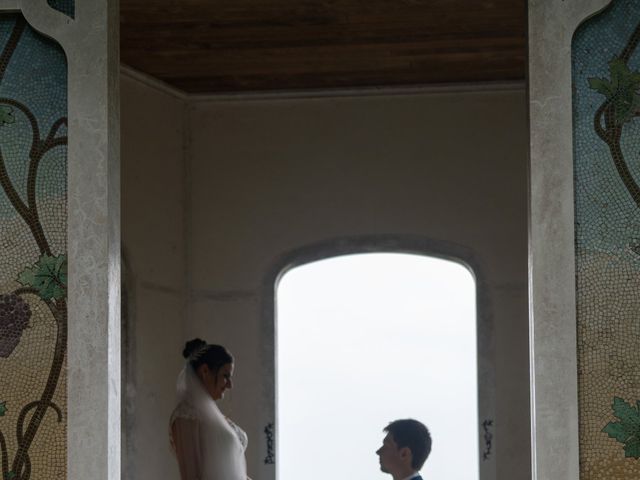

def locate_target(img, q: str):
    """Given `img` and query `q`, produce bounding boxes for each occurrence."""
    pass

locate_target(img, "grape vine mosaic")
[573,1,640,477]
[0,13,67,480]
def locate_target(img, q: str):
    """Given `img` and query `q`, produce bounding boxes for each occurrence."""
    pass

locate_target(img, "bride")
[170,338,249,480]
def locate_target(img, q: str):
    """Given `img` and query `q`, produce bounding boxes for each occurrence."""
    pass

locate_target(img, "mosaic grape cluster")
[573,1,640,478]
[0,294,31,358]
[0,13,67,480]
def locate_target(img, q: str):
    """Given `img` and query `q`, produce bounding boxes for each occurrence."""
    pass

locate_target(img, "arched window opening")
[276,252,479,480]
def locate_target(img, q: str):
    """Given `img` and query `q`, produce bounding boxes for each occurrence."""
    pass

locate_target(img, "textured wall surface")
[187,88,529,480]
[120,72,186,480]
[0,13,68,480]
[573,1,640,477]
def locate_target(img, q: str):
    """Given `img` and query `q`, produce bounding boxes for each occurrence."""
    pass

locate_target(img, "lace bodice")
[169,400,248,480]
[170,402,248,451]
[171,401,200,423]
[225,416,249,451]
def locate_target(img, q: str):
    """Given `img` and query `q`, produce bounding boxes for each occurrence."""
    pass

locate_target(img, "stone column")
[528,1,611,479]
[0,1,120,479]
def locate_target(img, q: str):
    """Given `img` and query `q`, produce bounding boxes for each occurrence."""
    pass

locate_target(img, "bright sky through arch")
[276,252,479,480]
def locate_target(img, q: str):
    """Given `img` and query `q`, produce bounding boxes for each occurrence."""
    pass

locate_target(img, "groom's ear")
[399,446,412,463]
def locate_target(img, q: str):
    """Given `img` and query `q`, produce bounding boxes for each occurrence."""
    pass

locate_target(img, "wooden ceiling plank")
[120,0,526,93]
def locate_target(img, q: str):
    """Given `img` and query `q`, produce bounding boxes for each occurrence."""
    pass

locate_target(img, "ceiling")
[120,0,526,94]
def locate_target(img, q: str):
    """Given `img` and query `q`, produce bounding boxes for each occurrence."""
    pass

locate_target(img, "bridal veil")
[171,363,247,480]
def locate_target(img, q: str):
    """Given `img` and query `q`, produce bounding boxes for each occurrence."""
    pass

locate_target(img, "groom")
[376,419,432,480]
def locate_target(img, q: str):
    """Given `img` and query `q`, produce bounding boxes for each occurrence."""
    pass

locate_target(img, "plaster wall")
[120,73,186,480]
[186,88,530,479]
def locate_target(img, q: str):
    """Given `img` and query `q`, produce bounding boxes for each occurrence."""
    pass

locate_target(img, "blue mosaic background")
[574,0,640,477]
[47,0,74,19]
[0,13,67,480]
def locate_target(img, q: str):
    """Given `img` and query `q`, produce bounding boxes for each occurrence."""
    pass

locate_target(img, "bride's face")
[200,362,234,400]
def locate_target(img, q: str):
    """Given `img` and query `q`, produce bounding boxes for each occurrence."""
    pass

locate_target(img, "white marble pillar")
[0,1,120,479]
[528,1,611,479]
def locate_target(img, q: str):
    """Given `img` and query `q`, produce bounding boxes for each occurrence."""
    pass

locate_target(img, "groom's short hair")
[384,419,432,470]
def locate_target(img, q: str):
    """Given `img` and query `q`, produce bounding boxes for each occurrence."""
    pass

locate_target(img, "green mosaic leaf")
[0,105,14,126]
[625,437,640,459]
[589,77,615,97]
[0,401,6,416]
[4,472,15,480]
[588,58,640,124]
[18,254,67,301]
[603,397,640,458]
[603,421,630,442]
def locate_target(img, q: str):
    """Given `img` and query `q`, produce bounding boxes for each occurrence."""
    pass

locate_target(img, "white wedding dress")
[169,365,248,480]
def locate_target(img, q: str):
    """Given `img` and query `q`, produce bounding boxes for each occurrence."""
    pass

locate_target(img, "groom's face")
[376,433,408,474]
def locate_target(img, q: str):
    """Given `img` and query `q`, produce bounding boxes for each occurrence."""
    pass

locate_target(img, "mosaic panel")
[47,0,74,19]
[573,1,640,478]
[0,13,67,480]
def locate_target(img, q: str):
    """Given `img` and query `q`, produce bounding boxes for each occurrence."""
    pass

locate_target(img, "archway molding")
[259,234,496,480]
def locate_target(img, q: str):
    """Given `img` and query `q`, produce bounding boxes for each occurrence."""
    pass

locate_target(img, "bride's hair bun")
[183,338,207,359]
[183,338,233,372]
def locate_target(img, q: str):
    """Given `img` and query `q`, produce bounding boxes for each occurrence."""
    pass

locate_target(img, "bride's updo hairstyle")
[183,338,233,374]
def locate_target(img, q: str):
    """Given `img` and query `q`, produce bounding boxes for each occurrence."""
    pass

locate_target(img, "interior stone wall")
[120,73,529,480]
[0,13,68,480]
[186,88,529,480]
[120,72,187,480]
[573,1,640,477]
